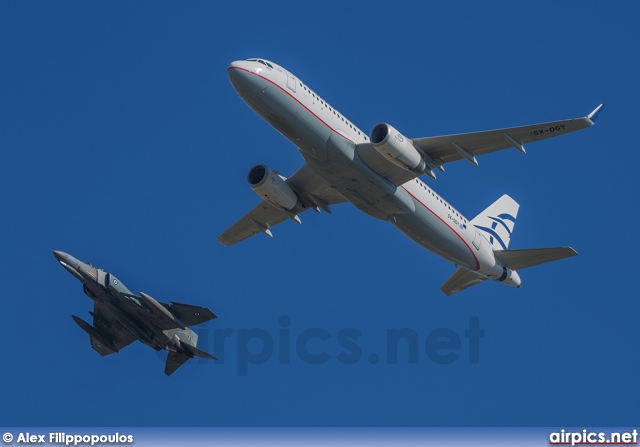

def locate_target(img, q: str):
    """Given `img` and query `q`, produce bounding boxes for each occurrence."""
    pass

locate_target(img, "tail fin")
[494,247,578,270]
[165,351,191,376]
[471,194,519,250]
[164,345,216,376]
[163,329,216,376]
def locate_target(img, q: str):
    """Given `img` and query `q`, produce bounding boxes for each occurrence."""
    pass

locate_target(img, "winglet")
[587,104,604,123]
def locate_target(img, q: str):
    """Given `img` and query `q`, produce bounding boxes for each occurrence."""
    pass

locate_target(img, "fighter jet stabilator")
[53,250,216,376]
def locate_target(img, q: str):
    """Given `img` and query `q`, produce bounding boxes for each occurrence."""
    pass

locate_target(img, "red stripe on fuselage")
[402,187,480,271]
[229,66,480,271]
[228,66,358,144]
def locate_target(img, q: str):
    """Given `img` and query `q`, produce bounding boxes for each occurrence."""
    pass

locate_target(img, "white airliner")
[219,58,602,295]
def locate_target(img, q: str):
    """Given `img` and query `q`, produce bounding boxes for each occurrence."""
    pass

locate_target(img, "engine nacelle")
[248,164,301,211]
[370,123,426,172]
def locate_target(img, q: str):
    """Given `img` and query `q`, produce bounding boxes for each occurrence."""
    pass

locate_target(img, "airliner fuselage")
[223,58,598,294]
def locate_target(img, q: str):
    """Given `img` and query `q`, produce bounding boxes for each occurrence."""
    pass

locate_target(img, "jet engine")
[370,123,427,173]
[248,164,301,211]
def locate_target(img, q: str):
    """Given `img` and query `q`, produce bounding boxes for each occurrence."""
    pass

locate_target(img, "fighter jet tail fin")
[165,351,191,376]
[164,345,216,376]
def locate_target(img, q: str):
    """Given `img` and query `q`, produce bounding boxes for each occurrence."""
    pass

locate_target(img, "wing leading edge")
[74,301,137,356]
[413,104,603,165]
[355,105,603,187]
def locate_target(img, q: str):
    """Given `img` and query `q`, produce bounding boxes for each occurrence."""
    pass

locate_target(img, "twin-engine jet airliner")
[219,58,602,295]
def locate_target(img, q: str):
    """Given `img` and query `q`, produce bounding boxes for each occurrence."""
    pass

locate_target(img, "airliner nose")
[227,60,256,94]
[228,60,243,70]
[228,60,253,72]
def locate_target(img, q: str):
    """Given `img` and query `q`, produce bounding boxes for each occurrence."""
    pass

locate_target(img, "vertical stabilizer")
[471,195,519,250]
[164,345,216,376]
[163,328,216,376]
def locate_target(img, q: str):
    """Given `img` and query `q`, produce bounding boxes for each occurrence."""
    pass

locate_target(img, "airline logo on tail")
[474,213,516,250]
[470,194,520,251]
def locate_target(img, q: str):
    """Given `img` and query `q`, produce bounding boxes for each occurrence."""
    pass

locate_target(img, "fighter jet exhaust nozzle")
[165,337,181,352]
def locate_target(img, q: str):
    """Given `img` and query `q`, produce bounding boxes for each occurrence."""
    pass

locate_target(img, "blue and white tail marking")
[471,195,519,250]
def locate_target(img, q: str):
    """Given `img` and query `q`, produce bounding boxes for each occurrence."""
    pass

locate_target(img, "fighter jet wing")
[161,301,217,327]
[88,301,136,356]
[356,105,602,186]
[218,163,346,246]
[115,293,184,331]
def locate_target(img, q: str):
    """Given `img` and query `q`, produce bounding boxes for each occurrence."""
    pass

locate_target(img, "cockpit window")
[245,58,273,69]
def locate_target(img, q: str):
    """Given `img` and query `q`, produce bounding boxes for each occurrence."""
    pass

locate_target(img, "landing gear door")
[472,228,482,250]
[286,71,296,92]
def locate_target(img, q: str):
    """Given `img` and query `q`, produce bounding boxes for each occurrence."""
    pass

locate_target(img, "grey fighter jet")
[53,250,216,376]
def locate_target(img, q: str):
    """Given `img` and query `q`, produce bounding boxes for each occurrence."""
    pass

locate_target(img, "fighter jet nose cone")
[53,250,68,262]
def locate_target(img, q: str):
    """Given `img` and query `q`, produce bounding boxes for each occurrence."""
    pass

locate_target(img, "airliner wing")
[218,164,346,246]
[356,105,602,186]
[355,144,419,186]
[413,105,603,166]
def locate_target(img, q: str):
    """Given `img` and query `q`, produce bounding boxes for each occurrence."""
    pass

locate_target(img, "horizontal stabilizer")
[183,344,216,360]
[440,267,488,296]
[493,247,578,271]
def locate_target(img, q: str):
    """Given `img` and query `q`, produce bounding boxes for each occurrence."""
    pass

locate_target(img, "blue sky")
[1,1,638,426]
